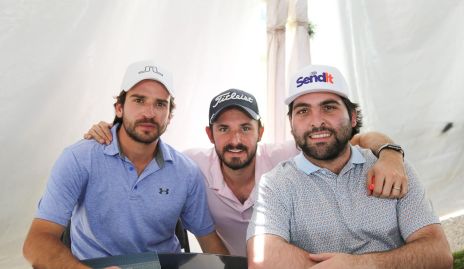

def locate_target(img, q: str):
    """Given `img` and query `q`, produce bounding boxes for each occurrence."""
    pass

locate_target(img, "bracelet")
[377,143,405,158]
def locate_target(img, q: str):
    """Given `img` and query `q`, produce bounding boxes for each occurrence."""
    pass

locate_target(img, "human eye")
[322,105,336,112]
[295,107,308,115]
[218,126,228,132]
[156,101,167,107]
[134,98,144,104]
[242,126,251,132]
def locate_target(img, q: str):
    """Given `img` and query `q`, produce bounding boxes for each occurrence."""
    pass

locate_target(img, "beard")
[293,122,352,161]
[216,143,258,170]
[123,117,167,144]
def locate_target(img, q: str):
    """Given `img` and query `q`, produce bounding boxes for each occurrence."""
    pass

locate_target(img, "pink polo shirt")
[184,141,298,256]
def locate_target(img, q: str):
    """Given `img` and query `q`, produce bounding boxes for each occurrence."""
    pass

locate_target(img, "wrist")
[376,143,404,158]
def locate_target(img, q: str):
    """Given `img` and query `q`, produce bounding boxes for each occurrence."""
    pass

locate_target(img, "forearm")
[196,232,229,255]
[247,235,316,269]
[23,219,89,269]
[362,226,453,269]
[23,233,88,269]
[352,131,394,154]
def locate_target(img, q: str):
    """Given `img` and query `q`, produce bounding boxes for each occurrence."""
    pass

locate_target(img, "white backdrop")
[1,0,463,268]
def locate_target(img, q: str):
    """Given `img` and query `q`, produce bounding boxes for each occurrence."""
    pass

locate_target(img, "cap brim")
[124,78,174,97]
[284,89,349,105]
[209,104,260,124]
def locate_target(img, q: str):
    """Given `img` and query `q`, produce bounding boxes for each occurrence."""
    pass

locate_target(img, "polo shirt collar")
[102,124,121,156]
[294,145,366,175]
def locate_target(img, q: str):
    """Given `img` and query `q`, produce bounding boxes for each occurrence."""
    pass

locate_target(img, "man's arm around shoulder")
[247,234,317,269]
[23,218,90,269]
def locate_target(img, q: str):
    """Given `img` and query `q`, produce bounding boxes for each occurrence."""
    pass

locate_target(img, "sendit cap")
[285,64,349,105]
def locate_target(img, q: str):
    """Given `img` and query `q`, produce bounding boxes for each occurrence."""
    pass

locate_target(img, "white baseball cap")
[120,60,174,97]
[285,64,349,105]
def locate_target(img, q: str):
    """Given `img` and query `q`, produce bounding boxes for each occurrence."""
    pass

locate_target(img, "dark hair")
[287,96,363,138]
[112,90,176,125]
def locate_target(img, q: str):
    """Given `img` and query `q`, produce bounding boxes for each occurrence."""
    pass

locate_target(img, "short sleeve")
[36,148,88,226]
[246,167,292,242]
[180,167,215,236]
[397,162,440,240]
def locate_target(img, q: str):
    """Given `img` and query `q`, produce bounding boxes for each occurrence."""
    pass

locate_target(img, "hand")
[367,150,408,198]
[83,121,113,145]
[309,252,371,269]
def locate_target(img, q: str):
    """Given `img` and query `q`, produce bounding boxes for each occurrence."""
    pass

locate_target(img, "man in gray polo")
[246,64,452,269]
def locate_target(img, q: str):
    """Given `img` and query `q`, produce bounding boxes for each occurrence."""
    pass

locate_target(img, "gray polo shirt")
[246,146,439,254]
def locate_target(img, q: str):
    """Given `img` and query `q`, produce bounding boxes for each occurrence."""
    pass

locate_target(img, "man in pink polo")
[85,89,408,256]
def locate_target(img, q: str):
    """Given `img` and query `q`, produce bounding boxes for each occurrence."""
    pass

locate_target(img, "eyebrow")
[129,94,169,104]
[128,94,146,99]
[294,98,341,109]
[215,122,253,128]
[320,99,342,106]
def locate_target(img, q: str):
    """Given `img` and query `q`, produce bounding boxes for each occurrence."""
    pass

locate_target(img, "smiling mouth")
[227,149,244,153]
[309,132,331,139]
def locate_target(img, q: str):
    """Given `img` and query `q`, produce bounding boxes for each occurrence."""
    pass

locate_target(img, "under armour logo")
[139,66,163,77]
[159,188,169,194]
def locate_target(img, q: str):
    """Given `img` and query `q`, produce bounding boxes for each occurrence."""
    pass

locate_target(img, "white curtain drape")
[266,0,310,142]
[266,0,288,142]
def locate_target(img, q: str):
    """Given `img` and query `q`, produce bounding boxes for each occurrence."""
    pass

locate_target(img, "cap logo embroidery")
[138,65,163,77]
[212,92,253,108]
[296,71,333,88]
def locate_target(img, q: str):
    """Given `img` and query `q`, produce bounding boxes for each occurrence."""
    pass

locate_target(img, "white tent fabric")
[267,0,311,142]
[266,0,288,142]
[335,0,464,219]
[1,0,463,268]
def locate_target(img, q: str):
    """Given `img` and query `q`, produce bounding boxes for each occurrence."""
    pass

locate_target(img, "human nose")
[309,110,326,128]
[142,103,157,118]
[230,130,243,144]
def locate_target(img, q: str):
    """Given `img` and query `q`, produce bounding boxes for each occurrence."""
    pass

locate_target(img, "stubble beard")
[123,117,166,144]
[217,143,258,170]
[293,122,352,161]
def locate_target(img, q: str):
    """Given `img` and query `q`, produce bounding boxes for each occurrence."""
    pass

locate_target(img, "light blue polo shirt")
[36,124,214,259]
[247,145,439,254]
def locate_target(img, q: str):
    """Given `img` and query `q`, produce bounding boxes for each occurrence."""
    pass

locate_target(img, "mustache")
[304,126,335,138]
[223,144,248,152]
[135,118,157,125]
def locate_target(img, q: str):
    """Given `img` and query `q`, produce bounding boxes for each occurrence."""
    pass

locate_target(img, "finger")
[391,185,402,198]
[93,124,111,144]
[88,128,107,145]
[400,175,408,198]
[386,174,403,198]
[374,176,386,197]
[309,252,335,262]
[97,122,113,144]
[381,177,394,198]
[366,170,374,196]
[383,172,405,199]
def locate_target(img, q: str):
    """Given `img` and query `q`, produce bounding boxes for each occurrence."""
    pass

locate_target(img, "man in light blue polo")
[23,60,228,269]
[246,64,452,269]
